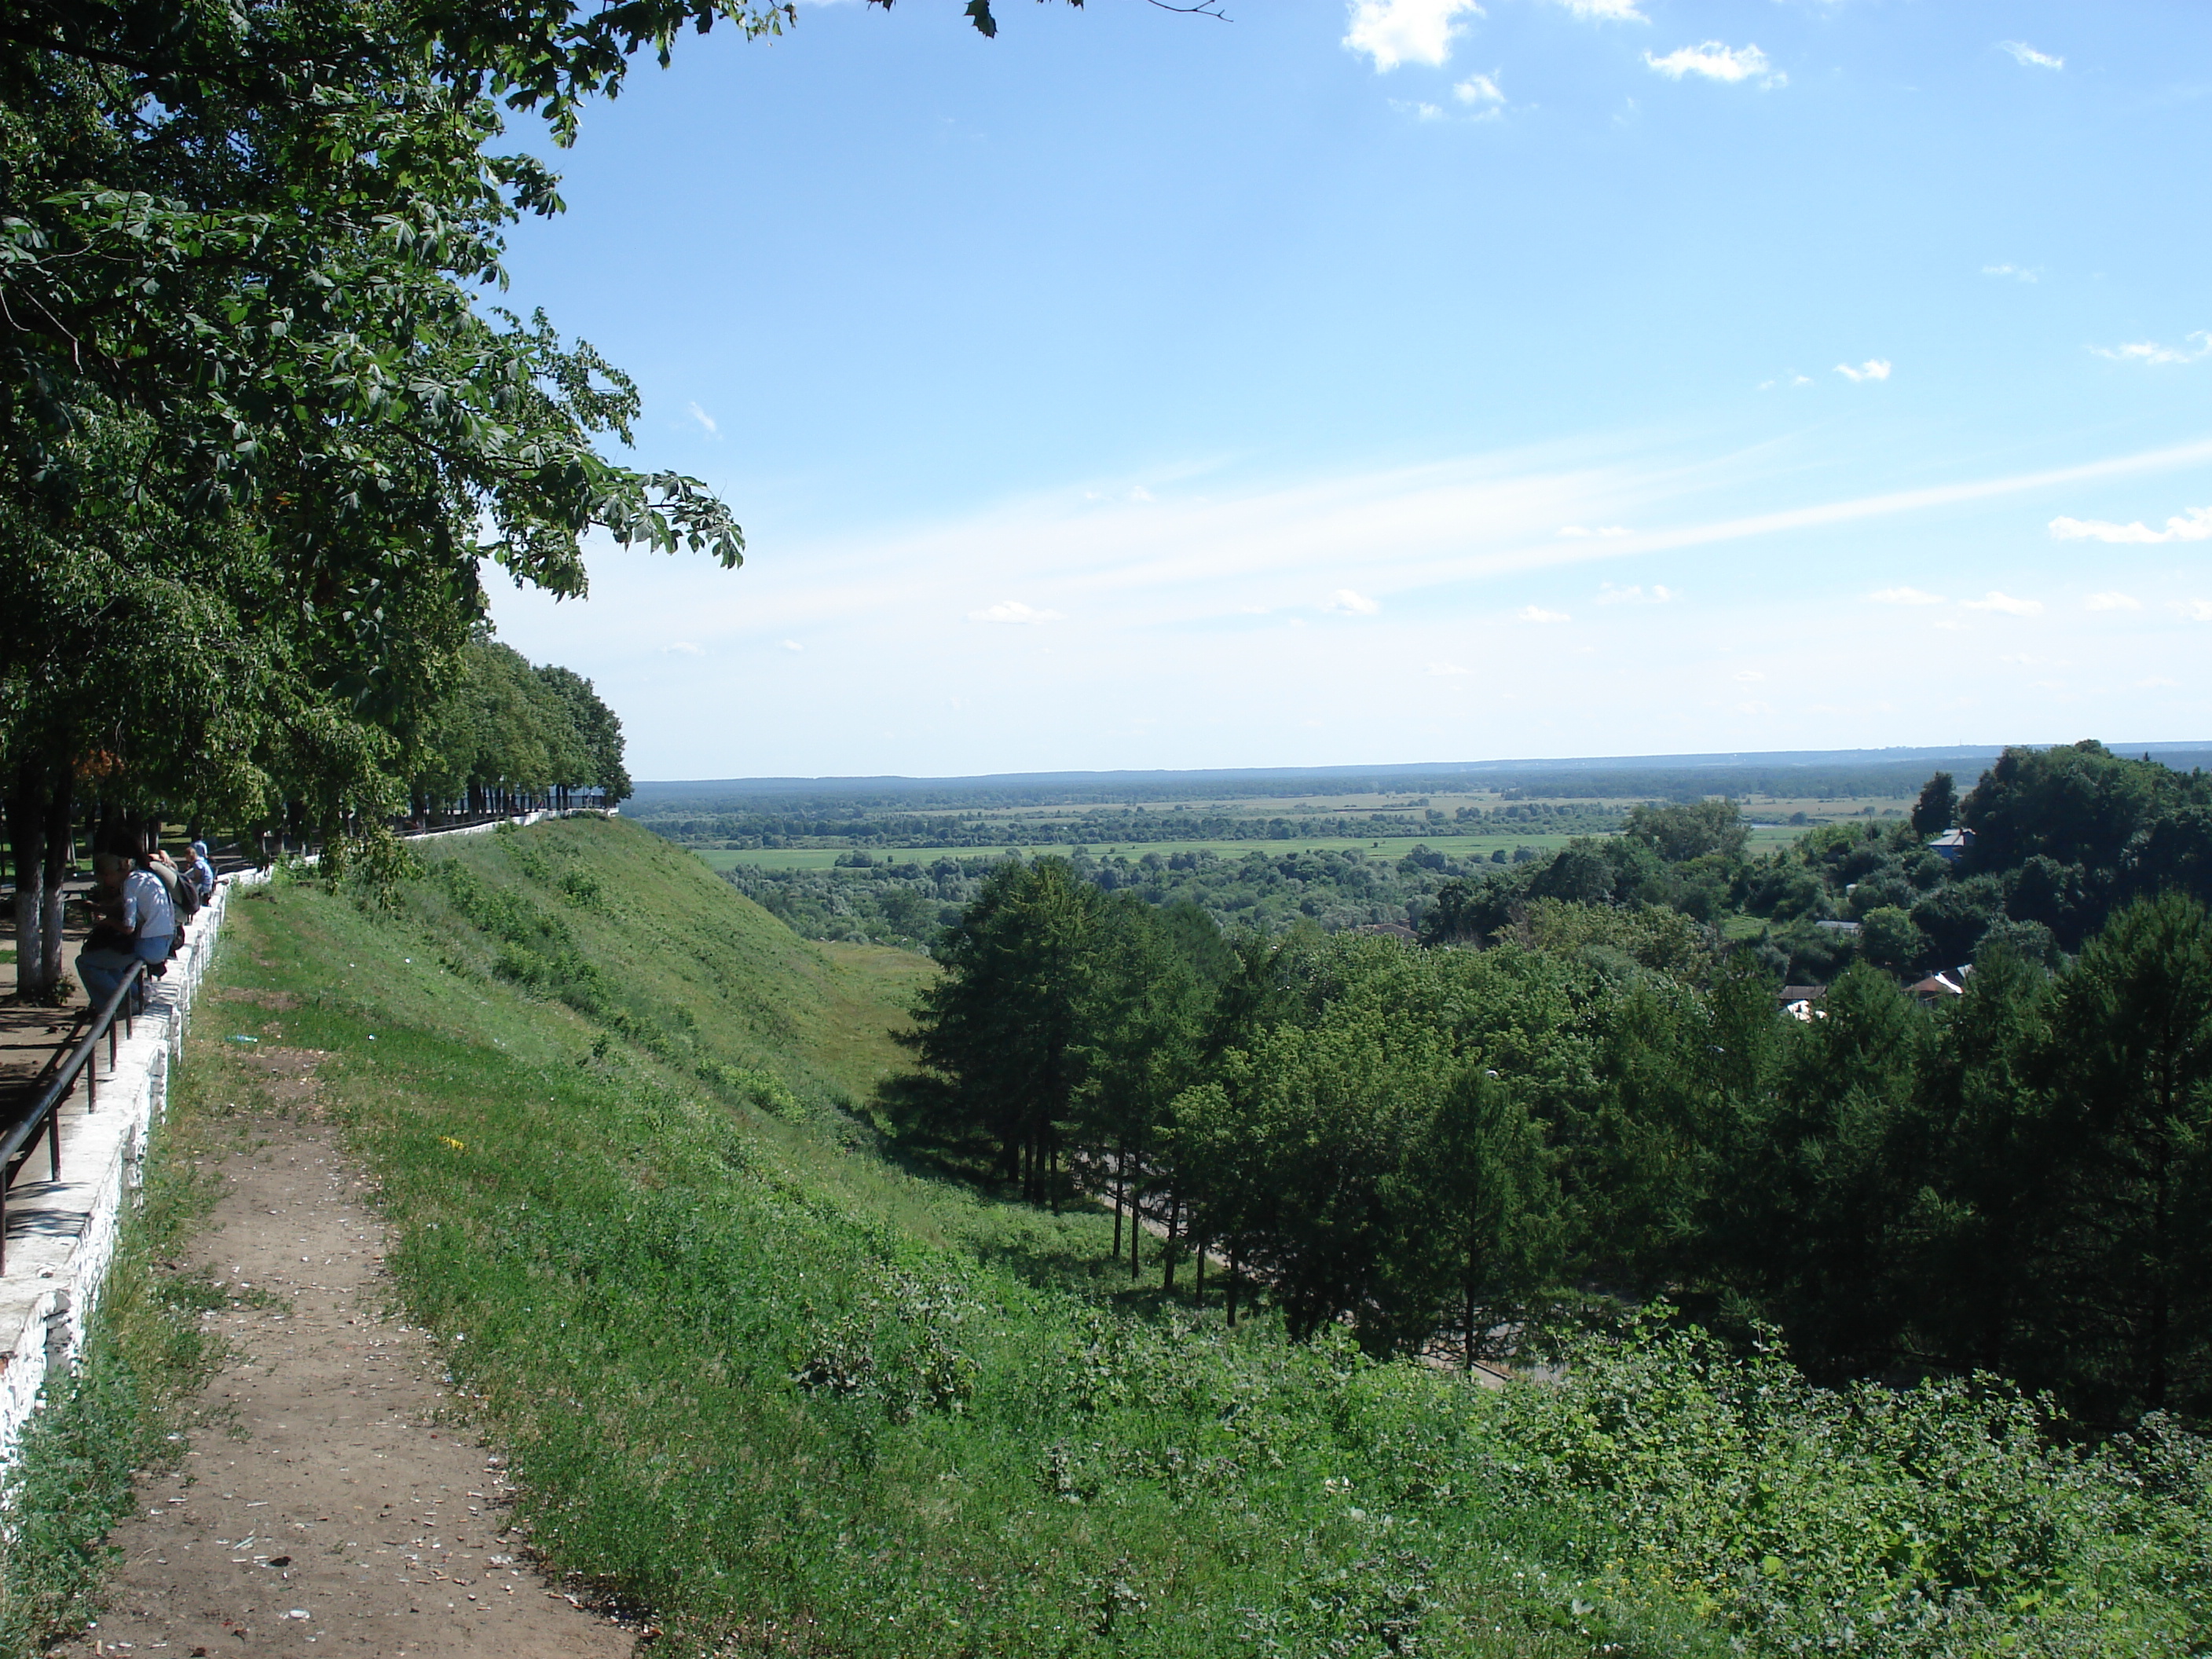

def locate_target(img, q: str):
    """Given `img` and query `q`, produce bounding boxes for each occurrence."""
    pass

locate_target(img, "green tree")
[1910,771,1958,837]
[895,859,1099,1203]
[1624,797,1750,863]
[1858,905,1925,969]
[1421,1065,1561,1370]
[2034,892,2212,1423]
[1174,1000,1456,1354]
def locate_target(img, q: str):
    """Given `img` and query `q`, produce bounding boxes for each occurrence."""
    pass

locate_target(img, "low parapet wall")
[0,808,614,1464]
[0,871,252,1465]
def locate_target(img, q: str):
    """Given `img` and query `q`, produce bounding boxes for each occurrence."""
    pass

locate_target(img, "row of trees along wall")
[891,790,2212,1433]
[0,0,792,1001]
[3,638,631,1000]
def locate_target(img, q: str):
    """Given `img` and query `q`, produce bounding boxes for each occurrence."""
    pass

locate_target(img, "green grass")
[74,817,2207,1659]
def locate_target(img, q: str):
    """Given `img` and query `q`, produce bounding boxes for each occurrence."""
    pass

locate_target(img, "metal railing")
[0,961,148,1274]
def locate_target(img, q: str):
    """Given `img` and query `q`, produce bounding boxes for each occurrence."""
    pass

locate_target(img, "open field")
[691,831,1585,873]
[684,808,1883,873]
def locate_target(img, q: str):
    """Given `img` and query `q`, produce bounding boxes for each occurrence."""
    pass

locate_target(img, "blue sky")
[485,0,2212,780]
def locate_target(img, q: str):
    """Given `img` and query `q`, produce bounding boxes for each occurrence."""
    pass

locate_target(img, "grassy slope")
[148,819,2204,1659]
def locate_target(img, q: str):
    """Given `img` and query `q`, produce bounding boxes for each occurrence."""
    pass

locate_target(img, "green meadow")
[19,815,2202,1659]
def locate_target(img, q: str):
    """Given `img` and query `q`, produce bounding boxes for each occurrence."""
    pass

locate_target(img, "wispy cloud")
[1998,40,2064,70]
[1517,604,1571,624]
[1324,588,1382,615]
[2174,599,2212,623]
[616,435,2212,654]
[2083,592,2142,611]
[660,640,705,655]
[2093,332,2211,366]
[686,401,720,438]
[1734,669,1764,682]
[969,599,1064,624]
[1644,42,1781,86]
[1870,587,1946,606]
[782,639,805,650]
[1596,582,1674,604]
[1835,359,1892,383]
[1344,0,1482,71]
[1426,661,1470,676]
[1758,374,1815,390]
[2050,506,2212,544]
[1546,0,1645,20]
[1558,524,1630,539]
[1983,263,2041,282]
[1454,72,1506,112]
[1964,591,2045,616]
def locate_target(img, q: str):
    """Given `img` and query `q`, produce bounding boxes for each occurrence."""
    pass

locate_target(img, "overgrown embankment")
[27,818,2203,1659]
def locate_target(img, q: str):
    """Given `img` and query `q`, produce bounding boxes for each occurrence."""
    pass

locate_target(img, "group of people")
[75,839,218,1007]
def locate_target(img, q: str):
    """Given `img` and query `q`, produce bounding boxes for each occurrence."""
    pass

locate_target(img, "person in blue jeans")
[76,851,175,1006]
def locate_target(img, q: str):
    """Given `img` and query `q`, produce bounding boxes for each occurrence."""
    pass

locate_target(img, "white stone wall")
[0,871,250,1467]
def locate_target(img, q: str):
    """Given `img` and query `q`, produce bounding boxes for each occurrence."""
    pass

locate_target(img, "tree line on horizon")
[887,751,2212,1431]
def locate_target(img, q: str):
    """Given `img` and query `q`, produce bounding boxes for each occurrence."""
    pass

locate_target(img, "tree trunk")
[1226,1251,1240,1327]
[1465,1268,1477,1374]
[1112,1143,1126,1261]
[1194,1230,1205,1300]
[41,769,71,989]
[1130,1141,1144,1280]
[1163,1195,1178,1292]
[9,762,48,999]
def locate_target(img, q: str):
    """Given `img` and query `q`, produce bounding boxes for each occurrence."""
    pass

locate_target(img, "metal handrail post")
[0,962,145,1273]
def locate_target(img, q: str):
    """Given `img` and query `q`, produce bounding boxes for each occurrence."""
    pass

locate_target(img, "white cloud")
[1558,524,1630,538]
[781,639,805,650]
[1644,42,1780,85]
[686,401,720,438]
[1426,661,1470,676]
[1324,588,1382,615]
[1869,587,1946,606]
[1453,73,1506,112]
[2082,592,2142,611]
[2049,505,2212,544]
[1517,604,1571,624]
[2174,599,2212,623]
[1964,591,2045,616]
[1734,669,1765,682]
[1344,0,1481,71]
[1982,263,2041,282]
[659,640,705,655]
[1546,0,1645,20]
[1998,40,2064,70]
[2093,333,2211,366]
[1596,582,1674,604]
[1835,359,1893,383]
[969,599,1064,624]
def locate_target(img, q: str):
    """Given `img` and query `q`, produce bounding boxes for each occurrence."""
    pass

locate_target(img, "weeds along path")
[60,1024,635,1659]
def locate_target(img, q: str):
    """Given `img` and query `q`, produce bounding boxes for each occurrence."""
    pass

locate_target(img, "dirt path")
[63,1049,636,1658]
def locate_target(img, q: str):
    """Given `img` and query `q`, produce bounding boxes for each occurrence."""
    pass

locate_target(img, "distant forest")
[884,739,2212,1430]
[679,743,2212,985]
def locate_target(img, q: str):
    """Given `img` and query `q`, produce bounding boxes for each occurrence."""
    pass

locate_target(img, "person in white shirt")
[77,851,176,1005]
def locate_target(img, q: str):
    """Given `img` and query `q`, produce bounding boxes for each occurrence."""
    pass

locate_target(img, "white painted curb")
[0,873,244,1467]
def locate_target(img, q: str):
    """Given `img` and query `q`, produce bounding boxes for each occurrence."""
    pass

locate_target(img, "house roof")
[1907,972,1965,998]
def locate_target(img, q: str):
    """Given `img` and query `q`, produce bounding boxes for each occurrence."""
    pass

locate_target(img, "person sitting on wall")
[181,841,217,903]
[76,850,175,1007]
